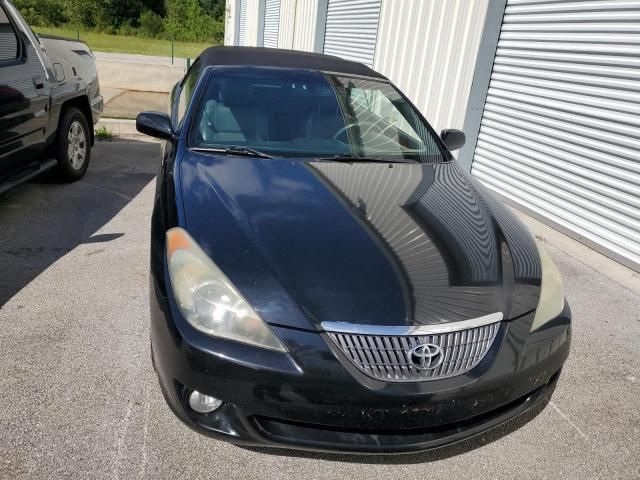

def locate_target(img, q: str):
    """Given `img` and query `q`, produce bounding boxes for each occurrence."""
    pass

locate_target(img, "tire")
[55,107,91,182]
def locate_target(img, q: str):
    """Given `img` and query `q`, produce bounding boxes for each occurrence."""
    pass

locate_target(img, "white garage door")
[471,0,640,271]
[238,0,247,46]
[263,0,280,48]
[323,0,381,67]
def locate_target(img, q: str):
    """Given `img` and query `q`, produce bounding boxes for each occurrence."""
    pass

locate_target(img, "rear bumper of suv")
[150,279,571,454]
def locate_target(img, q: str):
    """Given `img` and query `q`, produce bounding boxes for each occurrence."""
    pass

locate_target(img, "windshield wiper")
[191,146,274,159]
[315,154,412,164]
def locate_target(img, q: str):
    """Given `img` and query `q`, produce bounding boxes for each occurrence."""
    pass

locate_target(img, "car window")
[0,6,19,63]
[176,60,202,126]
[333,77,441,159]
[188,66,447,163]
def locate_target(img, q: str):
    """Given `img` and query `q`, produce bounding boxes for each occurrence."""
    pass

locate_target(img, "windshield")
[189,67,448,162]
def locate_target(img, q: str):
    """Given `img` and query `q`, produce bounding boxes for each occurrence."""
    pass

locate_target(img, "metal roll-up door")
[263,0,280,48]
[323,0,381,67]
[471,0,640,271]
[238,0,247,46]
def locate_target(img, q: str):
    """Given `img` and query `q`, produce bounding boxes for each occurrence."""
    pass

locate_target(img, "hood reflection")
[309,161,506,325]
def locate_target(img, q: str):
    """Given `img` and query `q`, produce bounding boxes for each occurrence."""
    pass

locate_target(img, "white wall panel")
[471,0,640,271]
[277,0,296,48]
[243,0,261,46]
[323,0,381,66]
[224,0,236,46]
[374,0,489,133]
[292,0,319,51]
[263,0,280,47]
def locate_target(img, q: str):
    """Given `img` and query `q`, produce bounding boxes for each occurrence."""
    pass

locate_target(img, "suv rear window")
[0,6,19,63]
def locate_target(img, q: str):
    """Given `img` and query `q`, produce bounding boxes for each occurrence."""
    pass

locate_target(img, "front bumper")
[90,94,103,125]
[150,279,571,454]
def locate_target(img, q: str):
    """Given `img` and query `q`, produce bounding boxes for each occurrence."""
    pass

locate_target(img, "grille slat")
[327,322,500,382]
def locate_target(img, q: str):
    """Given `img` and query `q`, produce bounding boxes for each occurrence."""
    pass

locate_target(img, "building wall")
[244,0,261,46]
[291,0,320,52]
[225,0,488,132]
[224,0,237,46]
[277,0,296,49]
[374,0,489,133]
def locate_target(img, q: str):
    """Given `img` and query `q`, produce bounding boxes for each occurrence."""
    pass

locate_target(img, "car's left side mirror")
[440,129,466,151]
[136,111,175,140]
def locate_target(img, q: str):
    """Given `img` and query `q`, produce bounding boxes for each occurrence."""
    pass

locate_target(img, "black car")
[137,47,571,454]
[0,0,102,195]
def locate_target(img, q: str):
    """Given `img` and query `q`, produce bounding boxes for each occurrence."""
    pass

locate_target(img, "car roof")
[197,46,388,80]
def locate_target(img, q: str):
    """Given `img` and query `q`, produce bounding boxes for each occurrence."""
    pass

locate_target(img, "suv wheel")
[55,107,91,181]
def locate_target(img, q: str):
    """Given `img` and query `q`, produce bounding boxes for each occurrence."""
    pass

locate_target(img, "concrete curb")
[96,118,138,137]
[95,118,161,143]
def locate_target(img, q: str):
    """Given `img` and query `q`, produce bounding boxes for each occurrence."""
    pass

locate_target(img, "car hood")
[179,153,542,331]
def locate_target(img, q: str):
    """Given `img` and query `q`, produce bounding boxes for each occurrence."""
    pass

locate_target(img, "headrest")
[219,78,252,106]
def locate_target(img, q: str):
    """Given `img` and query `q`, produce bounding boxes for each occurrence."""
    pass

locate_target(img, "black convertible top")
[197,46,387,80]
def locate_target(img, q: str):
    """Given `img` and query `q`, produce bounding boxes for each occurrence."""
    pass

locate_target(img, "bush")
[164,0,220,43]
[13,0,66,26]
[118,20,137,37]
[139,10,164,38]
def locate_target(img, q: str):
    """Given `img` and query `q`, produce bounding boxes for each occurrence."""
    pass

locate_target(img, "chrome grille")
[326,322,500,382]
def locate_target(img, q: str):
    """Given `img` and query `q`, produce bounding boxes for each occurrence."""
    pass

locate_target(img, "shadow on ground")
[0,140,159,307]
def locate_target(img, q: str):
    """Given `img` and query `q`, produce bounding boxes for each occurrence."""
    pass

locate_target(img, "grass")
[95,125,114,140]
[34,26,212,59]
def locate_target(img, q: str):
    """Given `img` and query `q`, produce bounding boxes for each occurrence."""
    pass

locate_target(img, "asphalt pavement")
[1,141,639,479]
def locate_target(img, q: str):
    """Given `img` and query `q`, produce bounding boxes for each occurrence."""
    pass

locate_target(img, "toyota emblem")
[408,343,444,370]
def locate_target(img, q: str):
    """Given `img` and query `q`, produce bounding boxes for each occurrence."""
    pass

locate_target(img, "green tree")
[164,0,221,42]
[61,0,100,28]
[13,0,66,26]
[139,10,165,38]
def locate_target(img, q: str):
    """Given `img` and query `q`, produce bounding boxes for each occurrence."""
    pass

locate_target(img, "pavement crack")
[112,401,133,480]
[549,401,588,440]
[138,389,151,480]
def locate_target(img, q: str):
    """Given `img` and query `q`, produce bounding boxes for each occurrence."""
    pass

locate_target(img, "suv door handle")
[32,76,45,89]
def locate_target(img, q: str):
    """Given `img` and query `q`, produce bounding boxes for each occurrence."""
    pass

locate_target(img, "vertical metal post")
[457,0,508,172]
[186,58,191,70]
[77,30,80,40]
[171,40,174,65]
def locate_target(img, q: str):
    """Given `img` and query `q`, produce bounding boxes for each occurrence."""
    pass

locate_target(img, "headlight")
[531,242,566,331]
[166,228,287,352]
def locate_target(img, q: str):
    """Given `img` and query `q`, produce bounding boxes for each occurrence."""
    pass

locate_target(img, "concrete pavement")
[0,141,639,479]
[102,90,169,120]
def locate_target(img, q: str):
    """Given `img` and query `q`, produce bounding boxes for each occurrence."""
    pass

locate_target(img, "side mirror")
[440,129,466,151]
[136,111,174,140]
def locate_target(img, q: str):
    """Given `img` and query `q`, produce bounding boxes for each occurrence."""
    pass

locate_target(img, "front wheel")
[55,107,91,182]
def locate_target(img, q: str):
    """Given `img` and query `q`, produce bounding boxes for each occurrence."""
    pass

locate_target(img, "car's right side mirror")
[136,111,175,140]
[440,129,466,151]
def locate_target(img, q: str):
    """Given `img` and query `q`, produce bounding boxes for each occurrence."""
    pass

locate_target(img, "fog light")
[188,390,222,413]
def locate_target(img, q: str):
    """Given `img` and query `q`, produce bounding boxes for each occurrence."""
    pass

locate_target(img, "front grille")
[327,322,500,382]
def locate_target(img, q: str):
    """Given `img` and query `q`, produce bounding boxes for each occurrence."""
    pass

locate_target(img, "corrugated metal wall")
[263,0,280,47]
[374,0,489,133]
[471,0,640,271]
[238,0,247,45]
[292,0,320,51]
[243,0,261,46]
[278,0,296,48]
[323,0,381,67]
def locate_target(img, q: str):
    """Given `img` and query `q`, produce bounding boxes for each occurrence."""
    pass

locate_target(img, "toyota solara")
[137,47,571,454]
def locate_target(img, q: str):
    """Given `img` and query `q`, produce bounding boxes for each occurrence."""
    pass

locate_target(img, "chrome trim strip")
[321,312,504,336]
